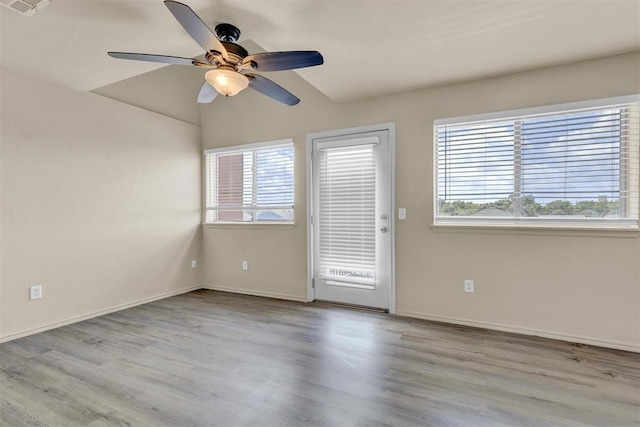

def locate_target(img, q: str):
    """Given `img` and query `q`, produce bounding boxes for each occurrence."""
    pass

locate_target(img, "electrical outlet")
[191,260,197,268]
[242,261,248,271]
[464,280,474,293]
[30,285,42,300]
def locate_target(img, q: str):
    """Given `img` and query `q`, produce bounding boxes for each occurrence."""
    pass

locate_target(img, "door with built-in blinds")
[311,130,391,310]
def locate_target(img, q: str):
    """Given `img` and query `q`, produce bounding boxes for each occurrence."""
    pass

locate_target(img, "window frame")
[203,138,295,225]
[433,95,640,231]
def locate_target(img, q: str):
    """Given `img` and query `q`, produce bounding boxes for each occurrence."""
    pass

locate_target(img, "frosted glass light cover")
[205,69,249,97]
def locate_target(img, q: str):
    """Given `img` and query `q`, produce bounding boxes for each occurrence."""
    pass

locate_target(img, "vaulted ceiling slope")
[1,0,639,103]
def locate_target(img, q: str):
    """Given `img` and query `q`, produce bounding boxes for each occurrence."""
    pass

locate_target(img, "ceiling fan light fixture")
[109,2,323,105]
[205,69,249,97]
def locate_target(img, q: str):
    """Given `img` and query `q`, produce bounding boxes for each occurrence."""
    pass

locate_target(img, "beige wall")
[2,52,636,350]
[0,70,202,340]
[93,65,205,126]
[200,52,640,351]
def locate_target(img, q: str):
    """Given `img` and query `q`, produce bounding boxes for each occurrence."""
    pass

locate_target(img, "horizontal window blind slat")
[205,141,294,223]
[438,127,631,147]
[317,144,377,278]
[208,205,293,211]
[435,101,639,226]
[318,236,376,242]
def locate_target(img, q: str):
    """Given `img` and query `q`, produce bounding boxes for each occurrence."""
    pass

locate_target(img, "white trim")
[396,310,640,353]
[433,217,639,230]
[434,94,640,126]
[204,138,293,155]
[325,280,375,289]
[204,221,296,227]
[202,152,207,224]
[206,206,294,212]
[203,222,296,230]
[0,285,202,344]
[306,123,396,314]
[314,136,379,150]
[306,138,315,303]
[431,223,639,238]
[433,97,639,229]
[388,123,397,315]
[307,123,397,142]
[202,285,307,303]
[203,138,295,224]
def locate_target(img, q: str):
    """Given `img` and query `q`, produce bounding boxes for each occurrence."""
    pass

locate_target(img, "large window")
[204,140,294,223]
[434,96,639,228]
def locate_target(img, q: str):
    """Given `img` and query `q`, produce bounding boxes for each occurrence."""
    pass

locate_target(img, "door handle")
[380,226,388,233]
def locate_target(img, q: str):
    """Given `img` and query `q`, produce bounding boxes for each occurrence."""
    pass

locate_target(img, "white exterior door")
[308,125,394,311]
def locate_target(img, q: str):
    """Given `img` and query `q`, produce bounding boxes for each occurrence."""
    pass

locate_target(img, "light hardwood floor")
[1,290,639,426]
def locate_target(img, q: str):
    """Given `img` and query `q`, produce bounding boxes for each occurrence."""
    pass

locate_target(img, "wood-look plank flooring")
[1,290,639,426]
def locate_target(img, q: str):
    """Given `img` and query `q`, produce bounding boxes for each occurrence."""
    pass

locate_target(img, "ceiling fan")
[108,1,324,106]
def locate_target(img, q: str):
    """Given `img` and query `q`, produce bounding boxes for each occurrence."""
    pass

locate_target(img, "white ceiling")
[1,0,639,103]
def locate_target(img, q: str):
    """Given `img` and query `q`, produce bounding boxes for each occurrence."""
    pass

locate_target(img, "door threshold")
[313,300,389,313]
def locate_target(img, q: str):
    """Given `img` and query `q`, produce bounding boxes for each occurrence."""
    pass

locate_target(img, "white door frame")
[306,123,396,314]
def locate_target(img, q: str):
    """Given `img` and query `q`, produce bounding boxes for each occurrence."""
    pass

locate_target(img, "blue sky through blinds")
[256,147,294,206]
[520,110,621,203]
[437,108,624,206]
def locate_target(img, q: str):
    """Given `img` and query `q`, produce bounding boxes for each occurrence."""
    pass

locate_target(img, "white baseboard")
[396,310,640,353]
[200,288,638,352]
[5,286,634,353]
[202,284,307,303]
[0,285,202,344]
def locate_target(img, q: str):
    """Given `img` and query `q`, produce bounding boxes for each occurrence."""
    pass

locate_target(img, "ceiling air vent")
[0,0,51,16]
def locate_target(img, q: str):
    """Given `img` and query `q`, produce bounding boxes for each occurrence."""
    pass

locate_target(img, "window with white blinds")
[204,140,294,223]
[434,97,639,228]
[316,144,376,284]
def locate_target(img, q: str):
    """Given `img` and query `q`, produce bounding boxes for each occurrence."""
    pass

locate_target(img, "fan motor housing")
[207,41,248,66]
[221,41,248,60]
[212,23,247,65]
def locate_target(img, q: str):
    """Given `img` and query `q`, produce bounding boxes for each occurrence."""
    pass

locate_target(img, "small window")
[204,140,294,223]
[434,96,639,229]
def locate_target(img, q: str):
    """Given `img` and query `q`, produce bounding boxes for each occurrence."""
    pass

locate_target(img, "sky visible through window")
[521,110,620,204]
[252,146,294,221]
[256,147,294,206]
[437,107,628,218]
[206,143,294,223]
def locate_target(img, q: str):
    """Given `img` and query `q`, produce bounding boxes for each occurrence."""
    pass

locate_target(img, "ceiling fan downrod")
[215,23,241,42]
[208,23,249,67]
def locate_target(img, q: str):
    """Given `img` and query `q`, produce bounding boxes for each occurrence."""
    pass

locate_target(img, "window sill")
[203,222,296,230]
[430,223,639,238]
